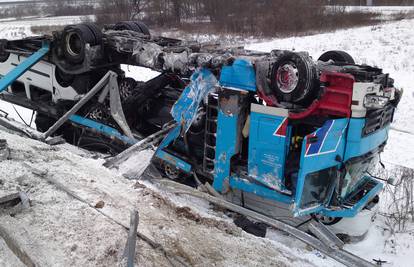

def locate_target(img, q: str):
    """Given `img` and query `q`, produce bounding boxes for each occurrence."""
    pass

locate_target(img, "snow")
[121,65,160,82]
[0,15,88,39]
[0,125,334,267]
[345,215,414,267]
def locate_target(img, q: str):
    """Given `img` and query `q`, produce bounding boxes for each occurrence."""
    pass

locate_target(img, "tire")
[0,39,9,63]
[114,21,150,37]
[78,134,125,155]
[0,51,9,63]
[270,52,318,105]
[55,67,75,87]
[318,50,355,64]
[133,21,150,36]
[162,162,183,181]
[62,23,101,64]
[82,22,103,44]
[35,113,56,133]
[314,215,342,226]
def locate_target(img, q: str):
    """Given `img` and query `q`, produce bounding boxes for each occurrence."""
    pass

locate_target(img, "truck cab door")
[292,119,348,216]
[248,105,290,192]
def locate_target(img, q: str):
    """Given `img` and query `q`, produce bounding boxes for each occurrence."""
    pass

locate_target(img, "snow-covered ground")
[0,15,88,38]
[0,125,339,267]
[344,5,414,13]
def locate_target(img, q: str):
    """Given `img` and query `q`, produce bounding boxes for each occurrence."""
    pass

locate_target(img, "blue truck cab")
[154,55,400,235]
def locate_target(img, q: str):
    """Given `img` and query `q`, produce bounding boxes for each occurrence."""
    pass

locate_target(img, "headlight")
[364,95,388,109]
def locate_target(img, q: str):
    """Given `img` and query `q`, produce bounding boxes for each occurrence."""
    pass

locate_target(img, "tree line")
[95,0,384,36]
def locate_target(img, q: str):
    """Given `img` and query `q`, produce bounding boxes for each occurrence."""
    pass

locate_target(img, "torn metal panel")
[171,68,218,133]
[108,74,135,139]
[132,41,164,70]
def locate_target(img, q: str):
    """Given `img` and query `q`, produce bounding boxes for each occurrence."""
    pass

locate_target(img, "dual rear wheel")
[270,50,355,106]
[61,21,150,64]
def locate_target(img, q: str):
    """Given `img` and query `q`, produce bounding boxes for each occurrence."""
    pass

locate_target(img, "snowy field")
[0,15,88,38]
[1,13,414,267]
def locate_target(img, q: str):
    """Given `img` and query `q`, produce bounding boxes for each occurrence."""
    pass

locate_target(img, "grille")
[363,104,394,137]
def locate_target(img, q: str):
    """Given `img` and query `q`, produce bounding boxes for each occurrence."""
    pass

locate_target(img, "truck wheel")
[163,162,182,181]
[78,134,125,155]
[270,52,318,105]
[55,67,75,87]
[0,51,9,63]
[114,21,150,36]
[35,113,56,133]
[62,23,102,64]
[0,39,9,63]
[318,50,355,64]
[314,215,342,225]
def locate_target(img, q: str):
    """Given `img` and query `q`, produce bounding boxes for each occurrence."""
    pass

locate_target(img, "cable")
[29,110,35,127]
[366,171,392,184]
[12,105,29,127]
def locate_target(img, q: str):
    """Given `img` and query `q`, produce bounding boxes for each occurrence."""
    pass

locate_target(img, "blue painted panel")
[69,115,137,145]
[157,125,181,151]
[219,59,256,91]
[0,42,49,92]
[212,108,239,192]
[344,118,389,161]
[229,176,293,204]
[248,111,289,192]
[155,149,192,173]
[293,119,349,216]
[171,69,217,133]
[153,124,191,170]
[154,68,217,172]
[306,120,334,156]
[301,119,348,167]
[320,176,383,217]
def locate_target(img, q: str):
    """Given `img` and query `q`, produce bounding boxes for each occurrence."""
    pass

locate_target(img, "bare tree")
[96,0,147,25]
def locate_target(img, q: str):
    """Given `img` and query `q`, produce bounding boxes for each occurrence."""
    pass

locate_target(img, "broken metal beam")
[104,122,177,169]
[41,71,113,139]
[122,210,139,267]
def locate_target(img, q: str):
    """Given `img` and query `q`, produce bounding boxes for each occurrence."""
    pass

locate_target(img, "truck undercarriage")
[0,21,402,267]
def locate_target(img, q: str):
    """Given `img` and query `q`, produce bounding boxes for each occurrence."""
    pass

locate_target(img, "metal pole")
[126,210,139,267]
[0,42,49,93]
[41,71,115,140]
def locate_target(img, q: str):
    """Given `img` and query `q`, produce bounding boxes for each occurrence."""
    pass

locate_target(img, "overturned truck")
[0,21,402,265]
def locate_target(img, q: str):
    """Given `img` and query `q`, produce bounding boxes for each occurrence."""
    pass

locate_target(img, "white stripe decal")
[318,120,335,154]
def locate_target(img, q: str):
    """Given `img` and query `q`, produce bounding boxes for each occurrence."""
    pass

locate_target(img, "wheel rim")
[119,78,136,101]
[276,63,299,94]
[315,214,339,225]
[66,31,83,57]
[164,164,180,180]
